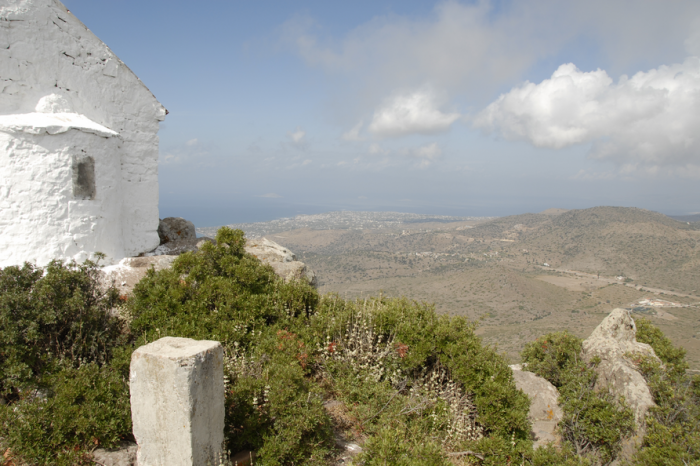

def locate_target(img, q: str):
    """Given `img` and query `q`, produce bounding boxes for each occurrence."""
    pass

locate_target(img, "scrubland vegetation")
[0,228,698,465]
[271,206,700,368]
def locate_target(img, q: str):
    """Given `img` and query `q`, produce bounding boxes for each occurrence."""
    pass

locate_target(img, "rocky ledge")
[512,308,659,462]
[101,217,315,294]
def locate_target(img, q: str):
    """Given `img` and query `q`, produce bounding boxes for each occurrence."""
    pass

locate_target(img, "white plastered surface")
[0,0,167,265]
[0,112,118,137]
[0,128,126,265]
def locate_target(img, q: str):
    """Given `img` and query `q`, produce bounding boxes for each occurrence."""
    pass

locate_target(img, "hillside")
[480,207,700,294]
[226,207,700,367]
[6,231,698,465]
[670,213,700,223]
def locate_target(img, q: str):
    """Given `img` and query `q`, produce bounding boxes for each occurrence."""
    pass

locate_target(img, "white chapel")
[0,0,166,266]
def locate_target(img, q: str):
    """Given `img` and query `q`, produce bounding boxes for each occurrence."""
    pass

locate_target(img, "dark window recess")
[72,155,96,200]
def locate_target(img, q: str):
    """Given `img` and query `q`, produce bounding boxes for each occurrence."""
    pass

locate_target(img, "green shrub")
[0,260,123,400]
[635,318,688,376]
[522,332,635,464]
[358,424,448,466]
[224,339,333,465]
[305,296,532,463]
[128,227,318,348]
[0,362,131,466]
[557,363,634,464]
[633,320,700,465]
[128,228,333,464]
[0,259,130,464]
[530,444,592,466]
[521,331,582,387]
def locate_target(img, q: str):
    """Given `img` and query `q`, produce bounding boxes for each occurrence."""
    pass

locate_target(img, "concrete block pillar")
[130,337,225,466]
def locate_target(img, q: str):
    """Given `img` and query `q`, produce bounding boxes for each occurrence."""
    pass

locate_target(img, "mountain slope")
[477,207,700,294]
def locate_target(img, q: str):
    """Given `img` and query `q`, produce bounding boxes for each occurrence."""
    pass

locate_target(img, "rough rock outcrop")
[582,308,658,425]
[510,364,563,448]
[158,217,196,244]
[92,442,137,466]
[582,308,658,460]
[102,231,316,294]
[100,255,177,295]
[245,237,316,286]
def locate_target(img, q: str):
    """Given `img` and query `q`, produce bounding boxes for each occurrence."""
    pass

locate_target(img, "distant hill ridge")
[199,206,699,296]
[197,211,492,238]
[670,213,700,223]
[464,206,700,294]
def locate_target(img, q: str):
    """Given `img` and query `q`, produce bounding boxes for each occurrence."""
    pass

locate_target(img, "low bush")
[127,228,532,464]
[3,228,697,465]
[126,228,332,464]
[307,297,532,465]
[557,364,634,464]
[520,331,582,388]
[0,259,124,400]
[0,362,131,466]
[632,319,700,465]
[522,332,635,465]
[0,259,130,464]
[635,318,688,376]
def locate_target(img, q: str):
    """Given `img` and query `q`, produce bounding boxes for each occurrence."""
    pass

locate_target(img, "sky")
[62,0,700,226]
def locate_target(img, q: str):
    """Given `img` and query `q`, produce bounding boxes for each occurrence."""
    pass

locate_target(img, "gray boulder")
[100,255,177,295]
[102,233,316,295]
[582,308,659,460]
[157,217,196,244]
[245,237,297,262]
[510,364,563,448]
[92,441,137,466]
[245,237,316,286]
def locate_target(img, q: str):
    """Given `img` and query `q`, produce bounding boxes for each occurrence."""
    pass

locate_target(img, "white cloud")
[572,169,616,181]
[160,153,179,164]
[284,1,700,111]
[475,57,700,169]
[369,87,460,137]
[406,142,442,169]
[284,2,548,102]
[342,120,364,141]
[290,130,305,143]
[368,143,389,155]
[302,159,312,166]
[287,128,308,149]
[160,139,212,166]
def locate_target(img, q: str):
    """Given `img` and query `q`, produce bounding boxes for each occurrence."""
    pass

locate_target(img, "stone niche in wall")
[72,154,97,201]
[0,0,167,267]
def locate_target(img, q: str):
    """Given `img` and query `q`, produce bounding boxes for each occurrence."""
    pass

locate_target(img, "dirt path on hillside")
[537,266,700,301]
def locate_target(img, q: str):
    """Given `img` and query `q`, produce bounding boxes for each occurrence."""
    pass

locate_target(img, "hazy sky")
[63,0,700,226]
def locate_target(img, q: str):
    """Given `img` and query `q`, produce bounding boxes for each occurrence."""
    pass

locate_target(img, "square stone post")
[130,337,224,466]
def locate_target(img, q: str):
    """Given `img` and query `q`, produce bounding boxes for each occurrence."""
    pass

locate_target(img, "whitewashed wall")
[0,0,166,264]
[0,126,126,266]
